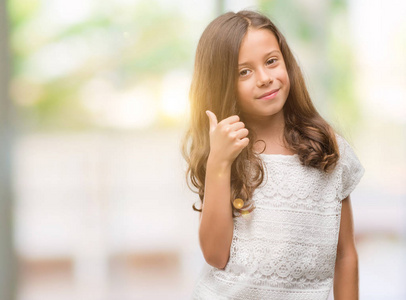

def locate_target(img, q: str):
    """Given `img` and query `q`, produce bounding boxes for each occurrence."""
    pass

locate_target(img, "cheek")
[237,81,250,99]
[285,74,290,91]
[236,83,252,111]
[275,63,290,88]
[280,69,290,91]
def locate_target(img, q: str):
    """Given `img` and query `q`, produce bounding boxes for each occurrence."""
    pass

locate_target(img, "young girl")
[182,10,364,300]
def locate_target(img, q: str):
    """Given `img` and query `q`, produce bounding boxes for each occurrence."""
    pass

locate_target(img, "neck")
[243,110,285,141]
[242,110,291,154]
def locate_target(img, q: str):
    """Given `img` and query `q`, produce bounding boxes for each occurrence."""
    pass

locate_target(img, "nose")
[256,68,273,87]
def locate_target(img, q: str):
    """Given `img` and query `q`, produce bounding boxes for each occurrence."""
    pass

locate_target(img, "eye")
[266,58,277,65]
[239,69,251,77]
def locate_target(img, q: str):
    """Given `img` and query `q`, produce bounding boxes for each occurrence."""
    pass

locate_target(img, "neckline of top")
[259,153,299,160]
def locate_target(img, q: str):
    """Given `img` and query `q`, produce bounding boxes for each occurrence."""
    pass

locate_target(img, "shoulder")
[334,133,350,152]
[334,133,358,161]
[333,132,364,180]
[333,132,365,200]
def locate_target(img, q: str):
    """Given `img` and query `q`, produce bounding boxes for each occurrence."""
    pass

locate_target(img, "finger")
[235,128,249,139]
[229,121,245,132]
[219,115,240,126]
[239,137,250,148]
[205,110,218,132]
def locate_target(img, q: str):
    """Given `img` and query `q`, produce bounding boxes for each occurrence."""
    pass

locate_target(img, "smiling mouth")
[258,89,279,100]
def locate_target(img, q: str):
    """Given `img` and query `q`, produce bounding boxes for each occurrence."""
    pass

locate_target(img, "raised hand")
[206,110,249,166]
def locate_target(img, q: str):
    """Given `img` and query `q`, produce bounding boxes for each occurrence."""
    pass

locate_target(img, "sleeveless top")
[192,134,365,300]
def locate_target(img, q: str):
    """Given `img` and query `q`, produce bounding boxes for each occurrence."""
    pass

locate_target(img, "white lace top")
[192,134,365,300]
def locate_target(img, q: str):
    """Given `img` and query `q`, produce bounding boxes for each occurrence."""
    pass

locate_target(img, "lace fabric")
[192,134,365,300]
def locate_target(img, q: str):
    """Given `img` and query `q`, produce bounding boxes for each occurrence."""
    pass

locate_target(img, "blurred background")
[0,0,405,299]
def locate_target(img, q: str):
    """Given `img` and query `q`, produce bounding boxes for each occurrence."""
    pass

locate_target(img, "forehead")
[238,28,281,61]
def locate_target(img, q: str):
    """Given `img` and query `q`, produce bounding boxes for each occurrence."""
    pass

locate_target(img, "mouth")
[257,89,280,100]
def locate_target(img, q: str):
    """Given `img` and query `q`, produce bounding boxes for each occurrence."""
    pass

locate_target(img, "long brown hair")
[182,10,340,215]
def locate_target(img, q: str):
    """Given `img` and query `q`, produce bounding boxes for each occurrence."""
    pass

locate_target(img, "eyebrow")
[238,50,281,67]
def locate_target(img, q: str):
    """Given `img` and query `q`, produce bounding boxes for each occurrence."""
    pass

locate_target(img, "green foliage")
[8,0,193,131]
[7,0,41,28]
[259,0,316,42]
[326,7,362,129]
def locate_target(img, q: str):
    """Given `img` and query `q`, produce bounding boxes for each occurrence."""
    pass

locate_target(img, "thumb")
[205,110,218,132]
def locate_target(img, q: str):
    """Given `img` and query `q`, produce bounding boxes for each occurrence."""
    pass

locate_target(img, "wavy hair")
[182,10,340,215]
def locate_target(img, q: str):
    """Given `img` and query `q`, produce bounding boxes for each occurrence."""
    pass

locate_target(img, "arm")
[198,111,249,269]
[199,157,233,269]
[334,195,359,300]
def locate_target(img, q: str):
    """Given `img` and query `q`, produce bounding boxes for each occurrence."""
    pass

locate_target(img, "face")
[237,28,290,122]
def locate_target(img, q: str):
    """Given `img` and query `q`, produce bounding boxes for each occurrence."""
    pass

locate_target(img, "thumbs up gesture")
[206,110,249,166]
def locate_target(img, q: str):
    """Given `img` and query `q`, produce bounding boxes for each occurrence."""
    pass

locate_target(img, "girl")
[182,10,364,300]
